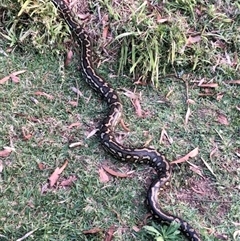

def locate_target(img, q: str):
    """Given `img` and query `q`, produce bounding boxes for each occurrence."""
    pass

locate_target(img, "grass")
[0,0,240,241]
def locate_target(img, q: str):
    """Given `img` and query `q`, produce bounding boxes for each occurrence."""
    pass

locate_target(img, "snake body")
[51,1,201,240]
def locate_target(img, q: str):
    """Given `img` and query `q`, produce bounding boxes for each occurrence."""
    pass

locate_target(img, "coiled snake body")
[51,1,201,240]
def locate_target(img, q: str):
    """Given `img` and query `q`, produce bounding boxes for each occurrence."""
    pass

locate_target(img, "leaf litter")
[48,160,68,187]
[102,164,134,178]
[0,70,26,84]
[0,147,12,157]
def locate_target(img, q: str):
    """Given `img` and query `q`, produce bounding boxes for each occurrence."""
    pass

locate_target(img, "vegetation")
[0,0,239,240]
[1,0,239,84]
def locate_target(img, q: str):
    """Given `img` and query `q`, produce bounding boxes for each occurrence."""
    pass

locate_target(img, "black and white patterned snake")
[50,1,202,240]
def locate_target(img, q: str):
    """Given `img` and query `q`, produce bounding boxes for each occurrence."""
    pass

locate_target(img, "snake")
[50,1,202,240]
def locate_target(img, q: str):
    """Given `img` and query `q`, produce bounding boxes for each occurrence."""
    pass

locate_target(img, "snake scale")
[50,1,202,240]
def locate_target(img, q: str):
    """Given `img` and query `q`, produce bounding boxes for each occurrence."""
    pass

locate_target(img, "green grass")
[1,37,239,241]
[1,0,239,86]
[0,1,240,241]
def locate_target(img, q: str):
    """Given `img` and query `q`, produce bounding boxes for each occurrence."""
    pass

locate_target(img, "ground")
[0,1,240,241]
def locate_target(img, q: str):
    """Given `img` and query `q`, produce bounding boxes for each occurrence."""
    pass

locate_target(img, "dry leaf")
[166,88,174,98]
[68,101,78,106]
[102,25,109,41]
[102,165,131,178]
[189,166,204,178]
[217,113,229,125]
[38,162,45,170]
[120,119,130,132]
[0,161,3,173]
[201,157,216,177]
[0,70,26,84]
[68,122,81,129]
[171,147,199,164]
[187,99,195,104]
[132,226,140,232]
[30,97,39,104]
[210,146,218,159]
[104,226,115,241]
[157,16,168,23]
[102,14,109,35]
[216,92,224,101]
[16,228,38,241]
[0,147,12,157]
[227,80,240,84]
[0,75,10,84]
[122,88,144,117]
[199,83,218,88]
[48,160,68,187]
[34,91,54,100]
[86,128,98,138]
[185,106,191,125]
[69,141,84,148]
[159,128,173,144]
[41,182,49,194]
[133,98,143,117]
[65,49,73,67]
[99,167,110,183]
[10,70,26,76]
[82,227,102,234]
[60,175,77,187]
[10,74,20,83]
[29,116,41,122]
[186,35,201,45]
[22,127,32,141]
[71,87,84,97]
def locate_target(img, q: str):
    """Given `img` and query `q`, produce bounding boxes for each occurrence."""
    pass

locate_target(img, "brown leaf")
[157,15,168,23]
[23,134,32,141]
[217,113,229,125]
[122,89,144,117]
[69,141,84,148]
[159,128,173,144]
[0,161,3,173]
[132,226,140,232]
[0,148,12,157]
[186,35,201,45]
[227,80,240,84]
[10,74,20,83]
[0,70,26,84]
[68,122,81,129]
[10,70,26,76]
[68,101,78,107]
[216,92,224,101]
[199,83,218,88]
[65,49,73,67]
[48,160,68,187]
[120,119,130,132]
[104,226,115,241]
[82,227,102,234]
[132,98,143,117]
[171,147,199,165]
[0,75,10,84]
[38,162,45,170]
[184,106,191,125]
[187,99,195,104]
[99,167,110,183]
[60,175,77,187]
[22,127,32,141]
[34,91,54,100]
[102,25,109,41]
[189,166,204,178]
[102,165,132,178]
[86,128,98,139]
[210,146,218,159]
